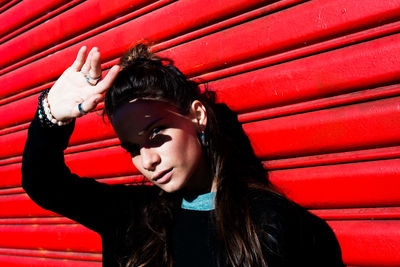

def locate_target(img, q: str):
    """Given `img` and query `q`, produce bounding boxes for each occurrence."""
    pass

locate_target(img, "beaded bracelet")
[38,89,72,127]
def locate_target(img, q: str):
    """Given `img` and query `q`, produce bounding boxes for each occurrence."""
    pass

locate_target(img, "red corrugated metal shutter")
[1,0,399,266]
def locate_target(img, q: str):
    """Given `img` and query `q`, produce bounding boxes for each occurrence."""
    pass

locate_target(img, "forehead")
[112,100,183,137]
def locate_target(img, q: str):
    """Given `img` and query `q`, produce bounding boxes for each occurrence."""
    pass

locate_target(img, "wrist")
[38,89,72,127]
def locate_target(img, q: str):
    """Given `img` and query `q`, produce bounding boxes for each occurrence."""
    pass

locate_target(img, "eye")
[149,126,165,140]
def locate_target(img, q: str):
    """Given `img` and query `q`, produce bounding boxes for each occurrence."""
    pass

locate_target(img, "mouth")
[151,168,173,184]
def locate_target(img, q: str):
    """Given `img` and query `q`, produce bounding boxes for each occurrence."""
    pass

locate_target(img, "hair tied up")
[119,43,172,68]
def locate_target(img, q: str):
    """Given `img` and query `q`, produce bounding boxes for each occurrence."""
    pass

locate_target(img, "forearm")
[21,110,75,209]
[21,110,110,232]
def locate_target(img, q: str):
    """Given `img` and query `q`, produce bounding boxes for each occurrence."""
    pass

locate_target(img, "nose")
[140,147,161,171]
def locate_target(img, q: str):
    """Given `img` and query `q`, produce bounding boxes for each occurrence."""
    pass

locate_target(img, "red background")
[1,0,400,266]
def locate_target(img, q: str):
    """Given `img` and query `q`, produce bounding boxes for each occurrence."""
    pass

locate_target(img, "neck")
[181,155,215,199]
[181,177,216,201]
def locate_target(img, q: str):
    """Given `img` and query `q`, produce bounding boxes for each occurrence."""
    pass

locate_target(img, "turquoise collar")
[181,191,216,211]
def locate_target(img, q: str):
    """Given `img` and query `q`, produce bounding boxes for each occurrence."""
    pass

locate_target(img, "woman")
[22,44,344,267]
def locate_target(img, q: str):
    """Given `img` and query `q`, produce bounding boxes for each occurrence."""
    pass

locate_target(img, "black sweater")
[22,113,344,267]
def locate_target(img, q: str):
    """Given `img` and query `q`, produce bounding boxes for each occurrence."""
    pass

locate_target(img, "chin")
[158,180,187,193]
[157,183,180,193]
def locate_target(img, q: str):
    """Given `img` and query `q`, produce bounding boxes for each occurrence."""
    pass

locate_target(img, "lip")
[151,168,173,184]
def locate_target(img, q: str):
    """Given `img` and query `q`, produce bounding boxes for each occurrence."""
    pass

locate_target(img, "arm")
[22,113,159,233]
[22,112,106,232]
[21,47,140,233]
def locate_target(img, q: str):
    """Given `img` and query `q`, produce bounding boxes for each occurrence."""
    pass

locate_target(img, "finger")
[88,51,102,80]
[71,46,87,71]
[81,47,97,74]
[93,65,121,94]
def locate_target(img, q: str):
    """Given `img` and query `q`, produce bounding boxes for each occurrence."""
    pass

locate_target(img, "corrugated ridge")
[0,254,102,267]
[0,0,82,42]
[0,0,266,75]
[0,0,163,71]
[0,247,101,261]
[1,206,400,223]
[0,0,20,13]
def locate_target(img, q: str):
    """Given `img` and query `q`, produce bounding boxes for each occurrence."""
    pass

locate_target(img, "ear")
[189,100,207,130]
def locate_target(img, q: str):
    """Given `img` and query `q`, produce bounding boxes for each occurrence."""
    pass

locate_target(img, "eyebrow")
[120,118,164,150]
[138,117,163,136]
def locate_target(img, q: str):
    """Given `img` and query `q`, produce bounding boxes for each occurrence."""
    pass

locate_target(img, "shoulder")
[91,183,162,223]
[248,188,344,266]
[100,183,163,235]
[248,187,328,233]
[107,183,162,208]
[248,188,303,228]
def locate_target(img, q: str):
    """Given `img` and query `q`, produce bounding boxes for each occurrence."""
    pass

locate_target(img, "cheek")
[173,131,202,168]
[131,156,142,172]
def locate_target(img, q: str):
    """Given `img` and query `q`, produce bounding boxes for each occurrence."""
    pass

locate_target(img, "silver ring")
[80,70,101,86]
[86,74,102,86]
[78,102,87,116]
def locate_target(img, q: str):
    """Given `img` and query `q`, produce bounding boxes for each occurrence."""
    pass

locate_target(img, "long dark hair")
[104,44,275,266]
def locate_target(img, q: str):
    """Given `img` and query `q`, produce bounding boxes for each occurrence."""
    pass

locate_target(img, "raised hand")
[47,46,120,121]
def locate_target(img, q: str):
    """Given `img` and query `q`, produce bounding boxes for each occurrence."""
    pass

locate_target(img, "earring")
[200,131,209,147]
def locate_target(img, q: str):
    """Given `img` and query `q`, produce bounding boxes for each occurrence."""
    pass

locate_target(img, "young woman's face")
[112,100,208,193]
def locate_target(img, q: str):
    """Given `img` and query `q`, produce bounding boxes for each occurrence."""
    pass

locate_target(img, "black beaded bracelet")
[38,89,72,128]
